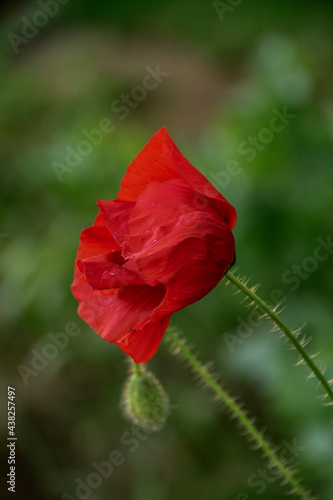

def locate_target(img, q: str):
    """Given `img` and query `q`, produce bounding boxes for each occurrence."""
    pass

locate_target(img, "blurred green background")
[1,1,333,499]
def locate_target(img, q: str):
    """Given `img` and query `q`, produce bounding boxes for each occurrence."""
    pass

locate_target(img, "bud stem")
[225,270,333,405]
[166,328,314,500]
[133,361,143,377]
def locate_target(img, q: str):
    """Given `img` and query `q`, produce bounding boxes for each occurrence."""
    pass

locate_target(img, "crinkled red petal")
[117,127,236,230]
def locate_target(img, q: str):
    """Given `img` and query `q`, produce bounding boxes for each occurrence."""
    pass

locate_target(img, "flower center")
[108,251,126,266]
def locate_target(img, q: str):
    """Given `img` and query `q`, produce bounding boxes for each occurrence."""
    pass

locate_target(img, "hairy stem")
[225,270,333,405]
[133,360,143,377]
[166,328,314,500]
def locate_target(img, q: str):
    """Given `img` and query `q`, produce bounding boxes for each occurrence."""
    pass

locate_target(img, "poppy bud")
[121,365,169,431]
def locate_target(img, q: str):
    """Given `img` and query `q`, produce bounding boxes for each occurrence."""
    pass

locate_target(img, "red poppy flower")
[71,127,236,363]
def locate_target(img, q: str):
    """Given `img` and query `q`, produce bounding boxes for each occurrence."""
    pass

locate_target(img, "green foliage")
[1,1,333,499]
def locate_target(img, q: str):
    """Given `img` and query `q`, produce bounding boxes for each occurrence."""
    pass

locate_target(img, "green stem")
[166,328,314,500]
[225,270,333,405]
[133,360,143,377]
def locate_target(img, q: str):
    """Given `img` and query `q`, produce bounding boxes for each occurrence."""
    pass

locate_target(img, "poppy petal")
[77,252,145,290]
[76,215,120,261]
[118,179,235,312]
[97,199,135,247]
[116,314,172,364]
[72,273,166,343]
[117,127,236,229]
[121,178,217,254]
[133,211,235,315]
